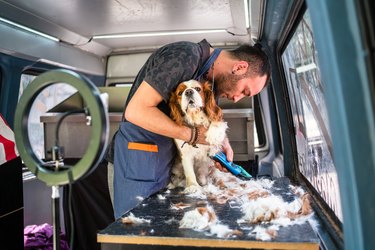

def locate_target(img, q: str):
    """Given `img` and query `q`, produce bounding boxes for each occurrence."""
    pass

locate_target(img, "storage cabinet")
[0,157,24,250]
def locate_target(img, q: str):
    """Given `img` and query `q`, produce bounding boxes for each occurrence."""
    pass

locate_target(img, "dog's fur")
[168,80,228,193]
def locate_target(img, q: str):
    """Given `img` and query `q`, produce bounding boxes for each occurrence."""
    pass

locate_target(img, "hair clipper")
[213,151,252,179]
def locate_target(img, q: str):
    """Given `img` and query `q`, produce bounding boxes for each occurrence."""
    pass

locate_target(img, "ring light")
[14,69,109,186]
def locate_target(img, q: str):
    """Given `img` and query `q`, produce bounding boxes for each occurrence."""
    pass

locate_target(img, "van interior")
[0,0,374,249]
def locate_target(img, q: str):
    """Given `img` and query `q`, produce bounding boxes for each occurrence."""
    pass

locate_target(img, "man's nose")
[233,95,243,103]
[185,89,194,97]
[232,94,245,103]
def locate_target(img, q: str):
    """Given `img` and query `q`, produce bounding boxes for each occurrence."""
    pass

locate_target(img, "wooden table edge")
[97,233,319,250]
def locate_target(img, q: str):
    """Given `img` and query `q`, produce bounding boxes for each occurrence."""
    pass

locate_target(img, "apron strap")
[195,48,222,80]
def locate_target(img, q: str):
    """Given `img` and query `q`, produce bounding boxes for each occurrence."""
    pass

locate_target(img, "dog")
[168,80,228,193]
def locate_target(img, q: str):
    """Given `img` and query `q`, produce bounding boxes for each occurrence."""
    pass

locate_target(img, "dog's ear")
[169,90,184,126]
[203,81,223,121]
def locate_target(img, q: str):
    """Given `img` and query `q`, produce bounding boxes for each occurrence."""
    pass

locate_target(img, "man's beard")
[213,72,243,97]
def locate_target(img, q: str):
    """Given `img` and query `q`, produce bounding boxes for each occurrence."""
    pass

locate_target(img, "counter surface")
[98,177,319,250]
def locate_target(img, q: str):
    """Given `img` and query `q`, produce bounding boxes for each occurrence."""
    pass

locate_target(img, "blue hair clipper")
[213,151,252,179]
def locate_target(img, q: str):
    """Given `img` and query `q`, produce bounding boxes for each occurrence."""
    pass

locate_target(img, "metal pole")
[52,185,61,250]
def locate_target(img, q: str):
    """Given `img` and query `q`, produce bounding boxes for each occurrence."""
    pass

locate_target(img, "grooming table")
[97,177,319,250]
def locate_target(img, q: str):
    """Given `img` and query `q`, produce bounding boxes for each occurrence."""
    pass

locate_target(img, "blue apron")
[113,122,176,218]
[113,49,221,219]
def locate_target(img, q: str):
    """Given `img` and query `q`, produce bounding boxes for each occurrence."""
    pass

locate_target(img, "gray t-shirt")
[123,39,211,118]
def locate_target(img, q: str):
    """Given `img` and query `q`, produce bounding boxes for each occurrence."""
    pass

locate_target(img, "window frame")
[276,2,344,248]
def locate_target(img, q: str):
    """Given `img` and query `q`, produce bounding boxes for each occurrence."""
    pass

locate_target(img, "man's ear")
[232,61,249,75]
[169,92,184,126]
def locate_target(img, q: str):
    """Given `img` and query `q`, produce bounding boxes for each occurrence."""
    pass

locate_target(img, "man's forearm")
[125,104,191,142]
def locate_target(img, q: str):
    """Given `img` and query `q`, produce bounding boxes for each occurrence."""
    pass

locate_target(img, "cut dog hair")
[168,80,228,193]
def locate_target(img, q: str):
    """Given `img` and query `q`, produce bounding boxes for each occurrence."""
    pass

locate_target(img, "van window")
[281,10,342,221]
[19,73,76,159]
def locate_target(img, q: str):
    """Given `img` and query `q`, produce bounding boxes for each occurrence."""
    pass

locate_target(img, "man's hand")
[214,137,233,172]
[194,126,233,172]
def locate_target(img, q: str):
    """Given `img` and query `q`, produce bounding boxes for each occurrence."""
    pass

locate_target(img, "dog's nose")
[185,89,194,97]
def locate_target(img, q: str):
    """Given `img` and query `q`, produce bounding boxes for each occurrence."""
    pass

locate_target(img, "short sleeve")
[144,42,202,102]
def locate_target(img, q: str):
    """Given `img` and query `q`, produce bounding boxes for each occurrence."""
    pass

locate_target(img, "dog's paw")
[167,182,177,190]
[168,174,186,189]
[183,184,203,194]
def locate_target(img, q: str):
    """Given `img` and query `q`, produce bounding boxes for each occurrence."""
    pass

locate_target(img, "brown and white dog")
[168,80,228,193]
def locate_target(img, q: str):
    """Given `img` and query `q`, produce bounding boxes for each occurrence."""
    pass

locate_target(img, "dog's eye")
[178,91,183,96]
[194,87,201,92]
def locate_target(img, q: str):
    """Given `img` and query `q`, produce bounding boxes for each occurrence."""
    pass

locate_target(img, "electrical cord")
[55,108,89,151]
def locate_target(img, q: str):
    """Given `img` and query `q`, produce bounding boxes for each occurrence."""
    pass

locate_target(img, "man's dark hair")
[230,44,271,86]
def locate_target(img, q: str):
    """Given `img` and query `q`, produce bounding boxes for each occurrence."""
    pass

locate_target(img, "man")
[113,39,270,219]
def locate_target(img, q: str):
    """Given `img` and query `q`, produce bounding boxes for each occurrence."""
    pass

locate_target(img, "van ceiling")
[0,0,263,57]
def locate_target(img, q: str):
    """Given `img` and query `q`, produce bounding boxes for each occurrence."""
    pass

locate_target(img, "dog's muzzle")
[182,88,204,113]
[184,89,196,106]
[185,88,194,97]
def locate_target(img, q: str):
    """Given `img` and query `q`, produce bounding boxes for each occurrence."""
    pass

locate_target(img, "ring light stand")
[14,69,109,250]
